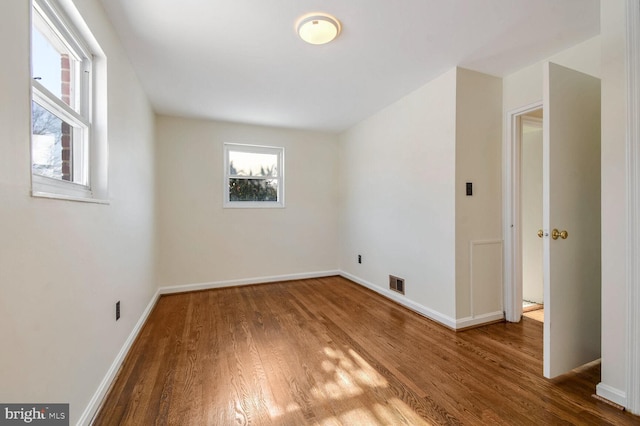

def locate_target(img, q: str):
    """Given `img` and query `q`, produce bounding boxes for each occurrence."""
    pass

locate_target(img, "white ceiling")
[98,0,599,133]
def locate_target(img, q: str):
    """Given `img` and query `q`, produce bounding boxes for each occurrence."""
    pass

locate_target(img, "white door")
[543,62,601,378]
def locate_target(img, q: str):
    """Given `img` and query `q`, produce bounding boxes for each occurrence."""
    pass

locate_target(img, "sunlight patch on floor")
[268,345,401,422]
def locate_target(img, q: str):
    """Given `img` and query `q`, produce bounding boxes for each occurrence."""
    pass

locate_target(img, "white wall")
[0,0,629,420]
[155,116,340,287]
[455,68,503,321]
[340,69,457,321]
[502,29,600,318]
[338,68,458,322]
[502,7,629,405]
[503,35,601,112]
[521,122,543,303]
[0,0,157,424]
[598,0,629,404]
[338,67,502,327]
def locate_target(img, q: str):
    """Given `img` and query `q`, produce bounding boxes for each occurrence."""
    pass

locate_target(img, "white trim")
[223,143,285,208]
[596,383,628,408]
[222,200,285,209]
[521,116,543,133]
[79,270,339,424]
[625,0,640,415]
[456,311,505,329]
[34,0,92,62]
[32,81,89,127]
[159,270,340,294]
[32,173,91,198]
[31,189,109,204]
[340,271,458,329]
[78,290,161,426]
[79,269,506,423]
[503,101,543,323]
[30,0,105,203]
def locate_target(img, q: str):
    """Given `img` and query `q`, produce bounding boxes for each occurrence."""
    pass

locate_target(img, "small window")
[223,143,285,208]
[31,0,97,200]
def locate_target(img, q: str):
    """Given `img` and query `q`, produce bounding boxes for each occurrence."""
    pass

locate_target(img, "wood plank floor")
[523,308,544,323]
[93,276,639,425]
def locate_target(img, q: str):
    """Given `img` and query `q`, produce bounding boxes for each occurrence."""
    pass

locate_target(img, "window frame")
[223,143,285,209]
[30,0,101,202]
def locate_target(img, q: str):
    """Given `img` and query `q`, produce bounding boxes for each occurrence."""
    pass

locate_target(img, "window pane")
[229,151,278,177]
[229,178,278,201]
[32,18,78,110]
[32,102,73,182]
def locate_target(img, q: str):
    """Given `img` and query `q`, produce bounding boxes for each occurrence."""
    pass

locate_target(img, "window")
[31,0,102,201]
[223,143,285,208]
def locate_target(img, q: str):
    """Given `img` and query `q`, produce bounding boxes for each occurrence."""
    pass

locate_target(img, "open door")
[543,62,601,378]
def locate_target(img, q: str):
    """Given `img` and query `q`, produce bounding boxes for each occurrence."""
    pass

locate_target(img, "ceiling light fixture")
[296,13,341,45]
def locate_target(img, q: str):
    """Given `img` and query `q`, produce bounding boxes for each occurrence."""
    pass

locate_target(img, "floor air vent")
[389,275,405,295]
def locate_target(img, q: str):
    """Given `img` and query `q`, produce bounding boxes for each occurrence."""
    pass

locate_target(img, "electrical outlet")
[116,301,121,321]
[358,254,362,264]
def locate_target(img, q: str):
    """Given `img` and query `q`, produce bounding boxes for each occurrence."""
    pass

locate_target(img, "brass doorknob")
[551,228,568,240]
[537,229,544,238]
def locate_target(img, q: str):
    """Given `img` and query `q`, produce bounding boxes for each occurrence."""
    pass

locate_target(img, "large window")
[223,143,285,208]
[31,0,98,200]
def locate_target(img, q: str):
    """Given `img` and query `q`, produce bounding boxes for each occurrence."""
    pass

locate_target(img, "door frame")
[625,0,640,414]
[520,115,543,309]
[502,2,640,409]
[503,101,543,323]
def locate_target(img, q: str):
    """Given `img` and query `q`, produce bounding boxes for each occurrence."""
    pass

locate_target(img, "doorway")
[520,111,544,322]
[504,62,601,379]
[503,101,544,324]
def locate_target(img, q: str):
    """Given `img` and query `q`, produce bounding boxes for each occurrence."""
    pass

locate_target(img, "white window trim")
[30,0,108,204]
[223,143,285,209]
[32,83,90,188]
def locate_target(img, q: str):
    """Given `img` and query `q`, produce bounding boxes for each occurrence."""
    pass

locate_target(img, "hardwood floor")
[523,308,544,323]
[93,276,638,425]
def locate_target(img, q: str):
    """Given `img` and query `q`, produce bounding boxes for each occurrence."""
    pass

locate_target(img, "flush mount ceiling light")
[296,13,341,45]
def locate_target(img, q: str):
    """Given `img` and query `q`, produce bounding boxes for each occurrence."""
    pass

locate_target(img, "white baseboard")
[79,270,339,425]
[340,271,458,329]
[596,382,627,408]
[81,269,505,424]
[456,311,505,329]
[158,270,340,295]
[77,289,161,426]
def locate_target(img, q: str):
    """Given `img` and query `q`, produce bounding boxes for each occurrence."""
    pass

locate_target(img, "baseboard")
[81,269,502,423]
[340,271,458,329]
[596,382,627,408]
[158,270,340,295]
[77,289,161,425]
[455,311,505,330]
[79,270,339,424]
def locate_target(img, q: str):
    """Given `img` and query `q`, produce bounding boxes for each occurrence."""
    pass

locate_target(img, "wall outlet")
[116,301,120,321]
[358,254,362,264]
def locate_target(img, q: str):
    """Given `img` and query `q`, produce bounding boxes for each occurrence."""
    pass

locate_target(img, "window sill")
[32,174,109,204]
[32,190,110,205]
[223,202,285,209]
